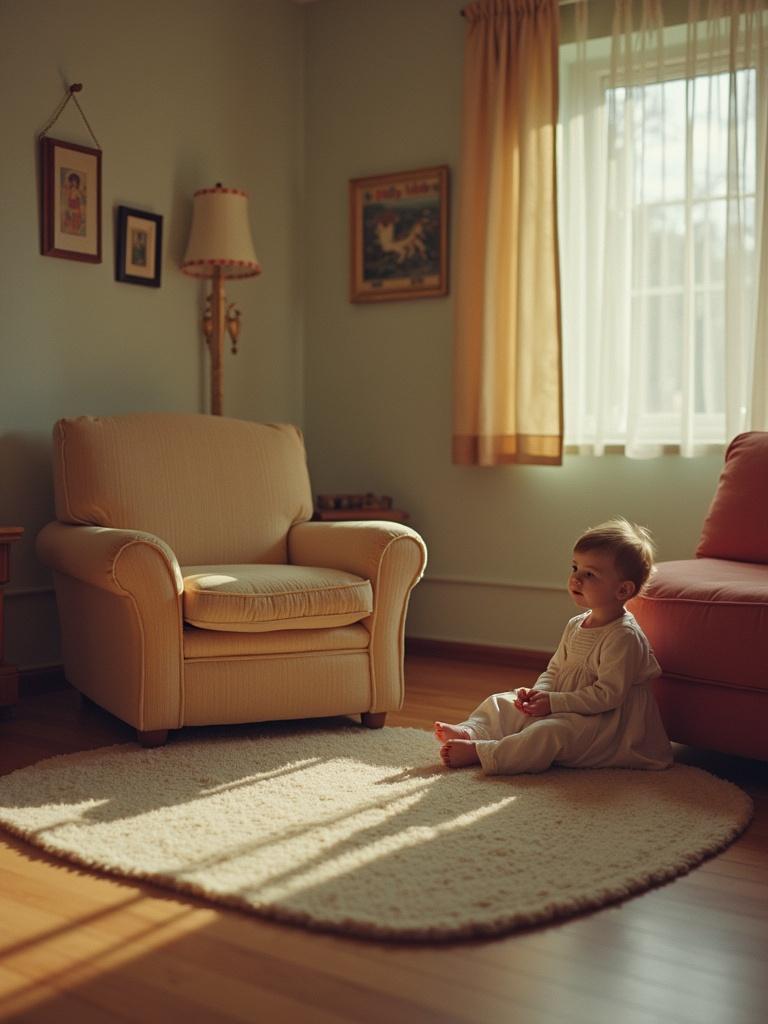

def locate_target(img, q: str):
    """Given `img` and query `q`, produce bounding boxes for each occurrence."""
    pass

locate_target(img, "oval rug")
[0,722,753,941]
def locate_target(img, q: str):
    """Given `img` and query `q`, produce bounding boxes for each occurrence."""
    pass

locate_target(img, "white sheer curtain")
[559,0,767,457]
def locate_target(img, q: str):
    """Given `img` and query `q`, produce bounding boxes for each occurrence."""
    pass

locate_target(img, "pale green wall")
[0,0,304,666]
[302,0,724,651]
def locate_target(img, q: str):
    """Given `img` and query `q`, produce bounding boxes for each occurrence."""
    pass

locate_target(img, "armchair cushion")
[183,623,370,658]
[181,564,373,633]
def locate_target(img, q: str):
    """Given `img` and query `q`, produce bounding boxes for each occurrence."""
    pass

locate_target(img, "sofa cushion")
[628,558,768,690]
[696,431,768,563]
[182,564,373,633]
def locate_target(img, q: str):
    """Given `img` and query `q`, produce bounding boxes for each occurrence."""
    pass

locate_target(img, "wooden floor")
[0,657,766,1024]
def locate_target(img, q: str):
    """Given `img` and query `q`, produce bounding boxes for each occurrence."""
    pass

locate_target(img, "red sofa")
[628,432,768,761]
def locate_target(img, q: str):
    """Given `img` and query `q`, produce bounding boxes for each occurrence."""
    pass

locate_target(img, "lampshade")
[181,184,262,279]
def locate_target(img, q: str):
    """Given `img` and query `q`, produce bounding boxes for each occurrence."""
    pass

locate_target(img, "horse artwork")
[349,166,448,302]
[373,214,427,265]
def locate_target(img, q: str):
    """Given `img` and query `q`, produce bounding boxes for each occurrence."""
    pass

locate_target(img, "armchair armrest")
[36,521,183,594]
[288,520,426,586]
[288,520,427,713]
[36,522,184,731]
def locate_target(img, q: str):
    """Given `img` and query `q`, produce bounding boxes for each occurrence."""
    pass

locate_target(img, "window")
[558,7,766,456]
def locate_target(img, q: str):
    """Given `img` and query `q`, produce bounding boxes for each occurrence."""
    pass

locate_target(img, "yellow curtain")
[453,0,564,466]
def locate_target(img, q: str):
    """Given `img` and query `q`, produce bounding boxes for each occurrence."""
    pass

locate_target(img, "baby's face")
[568,548,631,611]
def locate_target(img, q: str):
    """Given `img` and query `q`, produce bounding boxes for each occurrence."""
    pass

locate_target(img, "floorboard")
[0,656,766,1023]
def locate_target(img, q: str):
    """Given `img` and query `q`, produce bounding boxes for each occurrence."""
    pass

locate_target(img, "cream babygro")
[460,611,673,775]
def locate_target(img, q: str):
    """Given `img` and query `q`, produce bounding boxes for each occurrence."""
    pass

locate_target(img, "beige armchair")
[37,414,427,746]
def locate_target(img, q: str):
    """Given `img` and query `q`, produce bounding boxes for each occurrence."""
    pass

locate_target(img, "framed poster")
[40,136,102,262]
[349,165,448,303]
[115,206,163,287]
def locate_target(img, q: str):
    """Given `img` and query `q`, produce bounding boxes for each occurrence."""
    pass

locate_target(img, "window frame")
[558,25,762,453]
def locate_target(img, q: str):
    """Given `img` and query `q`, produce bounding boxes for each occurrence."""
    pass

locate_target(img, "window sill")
[563,443,726,457]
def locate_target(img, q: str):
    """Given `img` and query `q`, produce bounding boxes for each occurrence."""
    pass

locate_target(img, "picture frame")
[115,206,163,287]
[40,136,102,262]
[349,165,449,303]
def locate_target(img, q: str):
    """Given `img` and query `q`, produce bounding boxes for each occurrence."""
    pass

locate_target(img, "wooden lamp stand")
[208,266,225,417]
[203,266,242,416]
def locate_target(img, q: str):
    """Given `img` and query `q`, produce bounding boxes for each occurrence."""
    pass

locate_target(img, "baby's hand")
[521,691,551,716]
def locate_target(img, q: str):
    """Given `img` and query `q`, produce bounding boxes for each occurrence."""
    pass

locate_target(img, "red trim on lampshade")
[180,257,262,278]
[193,186,249,198]
[182,258,261,268]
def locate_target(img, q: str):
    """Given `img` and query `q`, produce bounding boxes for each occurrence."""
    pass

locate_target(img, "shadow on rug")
[0,721,753,941]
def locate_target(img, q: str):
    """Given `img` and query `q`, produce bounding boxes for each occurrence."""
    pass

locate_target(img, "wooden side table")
[312,508,410,524]
[0,527,23,708]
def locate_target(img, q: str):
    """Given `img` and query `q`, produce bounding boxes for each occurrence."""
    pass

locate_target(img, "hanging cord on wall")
[39,83,102,149]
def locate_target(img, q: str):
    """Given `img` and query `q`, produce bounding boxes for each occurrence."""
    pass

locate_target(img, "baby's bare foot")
[434,722,470,742]
[440,739,480,769]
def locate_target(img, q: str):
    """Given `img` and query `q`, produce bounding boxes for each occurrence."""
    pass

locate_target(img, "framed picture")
[40,137,102,262]
[115,206,163,287]
[349,165,449,303]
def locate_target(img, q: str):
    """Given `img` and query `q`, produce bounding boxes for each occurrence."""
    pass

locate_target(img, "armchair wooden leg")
[361,712,386,729]
[137,729,168,748]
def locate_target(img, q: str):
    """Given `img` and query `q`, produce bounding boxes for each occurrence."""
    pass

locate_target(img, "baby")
[434,518,672,775]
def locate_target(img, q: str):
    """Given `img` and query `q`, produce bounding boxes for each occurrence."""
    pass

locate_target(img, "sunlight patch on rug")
[0,722,753,941]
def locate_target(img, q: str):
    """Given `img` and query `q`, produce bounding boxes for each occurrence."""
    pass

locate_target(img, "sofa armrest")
[288,520,427,712]
[36,521,184,731]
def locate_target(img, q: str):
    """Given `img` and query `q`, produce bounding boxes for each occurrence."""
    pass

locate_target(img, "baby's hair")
[574,517,655,594]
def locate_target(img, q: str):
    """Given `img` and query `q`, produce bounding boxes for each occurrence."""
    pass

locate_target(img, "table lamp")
[181,184,261,415]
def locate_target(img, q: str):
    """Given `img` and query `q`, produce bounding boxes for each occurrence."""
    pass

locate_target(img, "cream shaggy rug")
[0,722,753,941]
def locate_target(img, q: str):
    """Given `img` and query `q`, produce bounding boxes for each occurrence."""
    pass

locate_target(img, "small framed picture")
[40,136,102,262]
[349,165,449,303]
[115,206,163,287]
